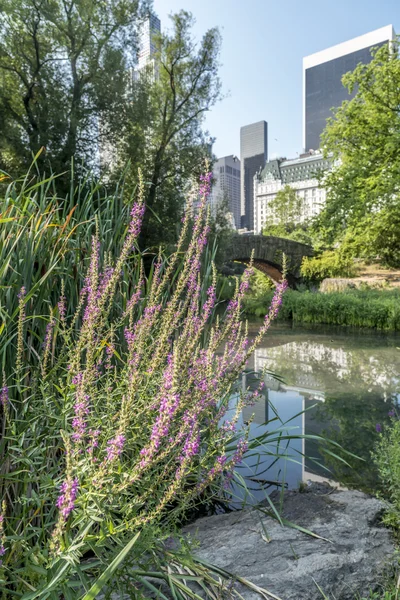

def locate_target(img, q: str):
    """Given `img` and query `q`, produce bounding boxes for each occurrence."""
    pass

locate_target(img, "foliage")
[207,191,235,268]
[0,167,291,598]
[265,185,303,225]
[113,11,222,248]
[243,288,400,330]
[374,414,400,529]
[264,222,314,245]
[316,38,400,244]
[0,0,148,177]
[0,161,146,380]
[262,185,314,245]
[318,391,393,493]
[216,275,237,302]
[338,207,400,269]
[301,250,356,281]
[0,4,223,251]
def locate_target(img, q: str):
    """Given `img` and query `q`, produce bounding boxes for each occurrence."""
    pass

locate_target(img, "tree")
[262,185,312,244]
[266,185,303,225]
[115,11,222,248]
[0,0,147,176]
[315,38,400,243]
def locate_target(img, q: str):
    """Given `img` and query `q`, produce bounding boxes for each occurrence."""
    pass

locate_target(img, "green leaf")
[80,531,140,600]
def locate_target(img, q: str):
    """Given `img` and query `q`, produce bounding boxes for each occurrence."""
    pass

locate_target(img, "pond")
[227,321,400,504]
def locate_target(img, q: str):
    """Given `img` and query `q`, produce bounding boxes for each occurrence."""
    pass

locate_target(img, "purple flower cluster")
[232,438,248,466]
[105,434,126,462]
[0,511,5,566]
[128,201,146,239]
[0,385,8,409]
[71,375,90,443]
[43,317,55,350]
[58,293,66,322]
[140,357,180,466]
[87,429,101,457]
[56,477,78,521]
[199,171,212,199]
[125,275,144,316]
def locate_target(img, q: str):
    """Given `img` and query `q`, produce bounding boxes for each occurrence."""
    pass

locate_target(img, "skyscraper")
[136,13,161,79]
[210,155,241,229]
[240,121,268,230]
[303,25,395,152]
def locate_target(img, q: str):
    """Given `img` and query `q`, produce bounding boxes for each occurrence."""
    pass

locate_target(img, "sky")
[154,0,399,161]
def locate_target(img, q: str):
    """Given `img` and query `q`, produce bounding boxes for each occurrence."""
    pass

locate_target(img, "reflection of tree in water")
[313,391,396,493]
[253,333,400,492]
[258,340,400,397]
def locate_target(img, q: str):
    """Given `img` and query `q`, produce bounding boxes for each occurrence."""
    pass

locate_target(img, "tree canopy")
[315,39,400,244]
[113,11,222,248]
[263,185,312,245]
[0,0,149,175]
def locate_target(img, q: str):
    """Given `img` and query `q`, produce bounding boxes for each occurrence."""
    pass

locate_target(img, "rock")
[183,484,394,600]
[319,278,386,293]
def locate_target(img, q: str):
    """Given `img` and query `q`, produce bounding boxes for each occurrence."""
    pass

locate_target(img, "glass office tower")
[240,121,268,230]
[303,25,395,152]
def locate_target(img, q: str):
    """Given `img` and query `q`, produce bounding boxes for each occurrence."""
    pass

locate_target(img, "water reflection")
[231,323,400,501]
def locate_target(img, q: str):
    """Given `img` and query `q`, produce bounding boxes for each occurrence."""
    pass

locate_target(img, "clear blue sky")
[154,0,399,160]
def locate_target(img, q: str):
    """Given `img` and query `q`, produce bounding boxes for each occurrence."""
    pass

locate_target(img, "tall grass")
[0,165,150,379]
[243,288,400,330]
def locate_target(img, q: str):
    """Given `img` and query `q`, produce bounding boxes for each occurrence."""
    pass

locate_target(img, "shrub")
[0,169,288,598]
[301,250,356,281]
[243,288,400,331]
[374,414,400,529]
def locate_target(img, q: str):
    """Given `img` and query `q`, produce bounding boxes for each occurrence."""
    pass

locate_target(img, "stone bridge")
[224,235,314,286]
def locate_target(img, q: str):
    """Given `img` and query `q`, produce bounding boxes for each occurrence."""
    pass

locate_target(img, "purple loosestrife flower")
[140,356,181,466]
[43,318,55,348]
[56,477,78,521]
[376,423,382,433]
[97,266,114,299]
[125,275,144,316]
[0,385,8,409]
[87,429,101,457]
[0,506,5,566]
[232,438,248,466]
[105,434,126,462]
[105,341,115,369]
[72,378,90,443]
[82,237,101,325]
[128,202,146,239]
[57,294,67,321]
[388,409,396,418]
[199,171,212,198]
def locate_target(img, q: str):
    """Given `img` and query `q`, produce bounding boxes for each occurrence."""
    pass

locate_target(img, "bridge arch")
[224,235,314,287]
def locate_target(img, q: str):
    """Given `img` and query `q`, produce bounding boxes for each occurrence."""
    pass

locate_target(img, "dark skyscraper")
[303,25,395,152]
[240,121,268,230]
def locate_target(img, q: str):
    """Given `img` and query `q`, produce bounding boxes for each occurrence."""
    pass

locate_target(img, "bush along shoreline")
[242,288,400,331]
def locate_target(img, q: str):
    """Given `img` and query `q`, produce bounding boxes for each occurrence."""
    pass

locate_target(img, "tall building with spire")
[303,25,396,152]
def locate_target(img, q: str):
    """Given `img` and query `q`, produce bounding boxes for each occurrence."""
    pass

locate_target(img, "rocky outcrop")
[320,278,387,293]
[183,485,394,600]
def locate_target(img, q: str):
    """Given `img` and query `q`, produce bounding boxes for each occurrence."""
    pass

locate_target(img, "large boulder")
[183,484,394,600]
